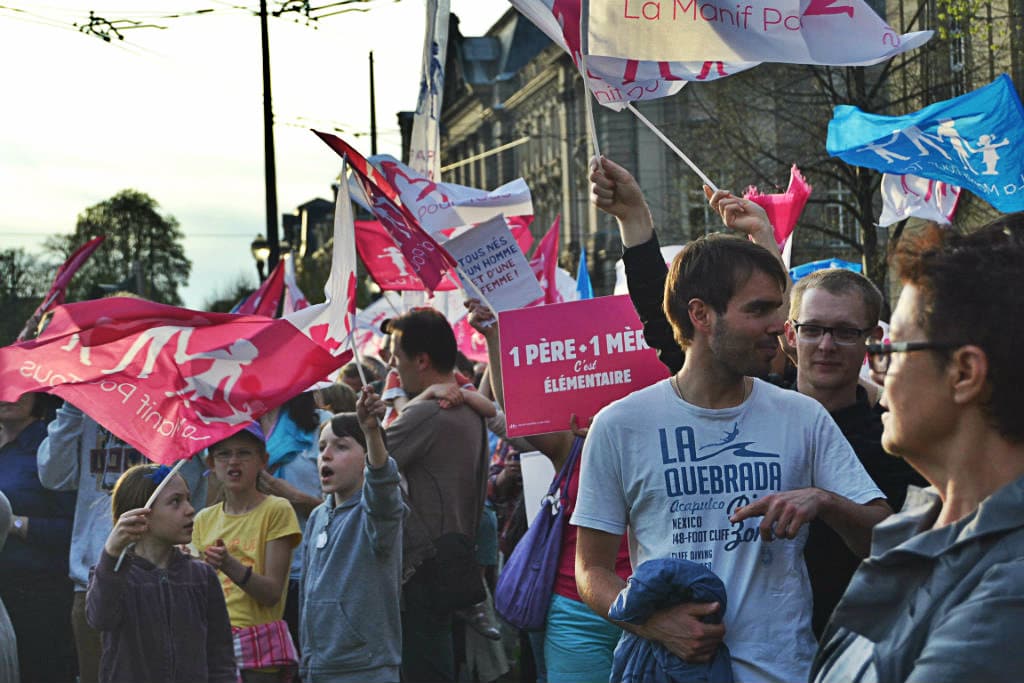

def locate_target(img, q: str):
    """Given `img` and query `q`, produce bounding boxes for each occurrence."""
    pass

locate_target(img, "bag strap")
[547,435,584,497]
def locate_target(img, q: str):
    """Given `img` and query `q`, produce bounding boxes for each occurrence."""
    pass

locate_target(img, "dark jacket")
[812,477,1024,682]
[609,559,733,683]
[0,419,75,581]
[86,548,236,683]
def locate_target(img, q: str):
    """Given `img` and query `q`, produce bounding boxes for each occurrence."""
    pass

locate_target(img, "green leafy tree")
[44,190,192,305]
[202,274,257,313]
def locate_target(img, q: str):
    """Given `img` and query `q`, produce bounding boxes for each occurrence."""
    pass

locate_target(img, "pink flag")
[355,220,457,292]
[315,131,457,293]
[234,260,285,317]
[878,173,961,227]
[744,165,812,254]
[0,160,361,465]
[282,253,310,314]
[452,317,489,363]
[18,236,105,341]
[528,216,563,305]
[0,300,350,464]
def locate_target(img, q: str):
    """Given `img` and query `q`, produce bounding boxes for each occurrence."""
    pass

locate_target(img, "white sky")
[0,0,509,308]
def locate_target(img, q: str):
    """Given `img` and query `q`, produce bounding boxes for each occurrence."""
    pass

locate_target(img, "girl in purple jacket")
[86,464,236,683]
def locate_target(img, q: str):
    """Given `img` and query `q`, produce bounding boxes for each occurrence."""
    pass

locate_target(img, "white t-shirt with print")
[572,378,883,683]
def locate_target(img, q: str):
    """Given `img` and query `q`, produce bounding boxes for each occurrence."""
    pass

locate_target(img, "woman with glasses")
[812,215,1024,683]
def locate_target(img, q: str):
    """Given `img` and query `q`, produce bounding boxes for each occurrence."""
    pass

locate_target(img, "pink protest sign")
[499,295,669,437]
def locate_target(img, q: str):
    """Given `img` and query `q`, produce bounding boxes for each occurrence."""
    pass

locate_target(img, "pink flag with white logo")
[510,0,758,110]
[0,300,350,464]
[584,0,931,67]
[744,165,812,263]
[0,159,362,464]
[355,220,458,292]
[528,216,563,305]
[235,260,285,317]
[452,317,489,363]
[315,131,457,293]
[878,173,961,227]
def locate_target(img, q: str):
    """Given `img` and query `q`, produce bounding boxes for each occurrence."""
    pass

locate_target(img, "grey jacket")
[299,457,405,683]
[812,475,1024,683]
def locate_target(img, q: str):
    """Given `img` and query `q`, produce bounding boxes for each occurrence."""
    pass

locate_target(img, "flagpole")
[578,0,601,158]
[454,265,499,321]
[626,103,719,193]
[115,457,189,572]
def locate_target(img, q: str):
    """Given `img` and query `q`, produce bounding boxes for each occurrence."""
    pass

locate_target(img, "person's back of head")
[893,214,1024,443]
[316,383,357,414]
[389,308,458,375]
[663,233,788,349]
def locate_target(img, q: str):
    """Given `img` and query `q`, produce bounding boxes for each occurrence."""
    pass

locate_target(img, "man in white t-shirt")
[572,226,889,683]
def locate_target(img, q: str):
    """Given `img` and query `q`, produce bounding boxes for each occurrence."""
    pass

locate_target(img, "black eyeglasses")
[866,341,962,374]
[791,322,872,346]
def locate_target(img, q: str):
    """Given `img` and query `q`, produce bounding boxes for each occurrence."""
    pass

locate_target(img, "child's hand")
[104,507,150,558]
[357,386,386,432]
[203,538,231,571]
[422,382,463,408]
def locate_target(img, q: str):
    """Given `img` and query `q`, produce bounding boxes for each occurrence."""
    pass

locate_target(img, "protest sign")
[499,295,669,437]
[443,215,544,312]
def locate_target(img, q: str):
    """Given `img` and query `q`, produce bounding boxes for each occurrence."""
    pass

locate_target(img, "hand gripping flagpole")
[578,0,602,159]
[625,103,719,193]
[114,457,189,571]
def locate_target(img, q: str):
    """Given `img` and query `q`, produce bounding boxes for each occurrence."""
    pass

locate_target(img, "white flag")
[585,0,931,66]
[511,0,757,110]
[283,159,358,356]
[370,154,533,234]
[878,174,961,227]
[409,0,450,180]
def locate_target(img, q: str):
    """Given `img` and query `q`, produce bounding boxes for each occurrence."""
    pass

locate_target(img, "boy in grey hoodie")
[37,402,207,683]
[299,387,405,683]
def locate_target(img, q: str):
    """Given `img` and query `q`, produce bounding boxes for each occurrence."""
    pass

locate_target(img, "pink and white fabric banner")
[744,164,811,267]
[443,215,544,312]
[511,0,758,110]
[878,173,961,227]
[499,294,669,437]
[354,220,459,292]
[453,318,489,363]
[315,131,457,293]
[409,0,450,180]
[353,292,402,361]
[584,0,931,66]
[370,154,534,235]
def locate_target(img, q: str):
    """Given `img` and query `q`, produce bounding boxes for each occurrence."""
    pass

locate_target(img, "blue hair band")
[144,465,173,485]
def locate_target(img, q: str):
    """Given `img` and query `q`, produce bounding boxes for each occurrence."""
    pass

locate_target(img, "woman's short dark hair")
[894,214,1024,441]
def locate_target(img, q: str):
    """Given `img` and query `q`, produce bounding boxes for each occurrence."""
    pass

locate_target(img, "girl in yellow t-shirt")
[193,423,302,683]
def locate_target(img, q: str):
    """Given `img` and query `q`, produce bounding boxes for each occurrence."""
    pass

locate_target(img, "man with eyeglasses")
[784,270,927,636]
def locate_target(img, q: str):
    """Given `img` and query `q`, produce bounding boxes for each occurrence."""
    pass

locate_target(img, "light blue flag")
[576,248,594,300]
[827,74,1024,212]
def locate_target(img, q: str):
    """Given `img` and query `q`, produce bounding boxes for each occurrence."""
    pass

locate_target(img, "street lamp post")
[250,234,270,282]
[259,0,280,274]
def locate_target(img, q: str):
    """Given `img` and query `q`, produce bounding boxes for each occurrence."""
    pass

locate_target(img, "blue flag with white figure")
[827,74,1024,212]
[576,248,594,300]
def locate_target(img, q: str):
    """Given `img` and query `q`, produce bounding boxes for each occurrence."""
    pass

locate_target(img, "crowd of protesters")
[2,156,1023,683]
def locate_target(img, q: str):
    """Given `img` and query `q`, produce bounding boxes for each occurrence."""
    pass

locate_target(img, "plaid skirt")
[232,619,298,682]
